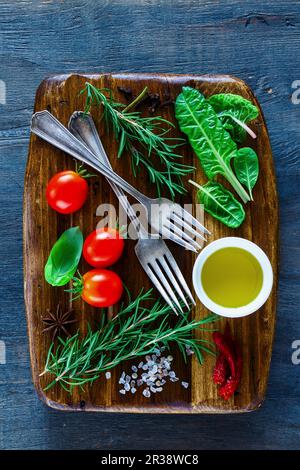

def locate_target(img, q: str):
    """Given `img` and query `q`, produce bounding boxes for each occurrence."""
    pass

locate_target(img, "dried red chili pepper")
[213,353,228,385]
[212,331,236,378]
[219,343,243,400]
[219,377,239,400]
[212,323,243,400]
[213,323,233,385]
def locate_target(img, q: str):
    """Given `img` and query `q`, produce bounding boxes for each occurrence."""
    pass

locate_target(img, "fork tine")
[171,213,206,242]
[167,220,202,250]
[143,264,179,314]
[149,261,183,314]
[162,227,199,252]
[158,257,190,309]
[175,206,210,235]
[165,254,196,306]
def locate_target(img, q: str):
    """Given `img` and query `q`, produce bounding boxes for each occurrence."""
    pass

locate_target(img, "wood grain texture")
[1,0,300,450]
[23,72,278,413]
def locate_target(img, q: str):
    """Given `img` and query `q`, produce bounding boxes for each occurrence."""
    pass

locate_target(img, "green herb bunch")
[80,82,194,198]
[175,87,260,228]
[41,289,217,393]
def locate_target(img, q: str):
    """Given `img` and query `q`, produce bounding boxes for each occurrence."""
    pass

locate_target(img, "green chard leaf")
[44,227,83,286]
[217,118,246,143]
[208,93,259,143]
[233,147,259,201]
[190,180,245,229]
[175,87,250,203]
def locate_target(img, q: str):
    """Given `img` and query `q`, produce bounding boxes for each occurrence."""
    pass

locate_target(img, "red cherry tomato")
[83,228,124,268]
[46,171,88,214]
[81,269,123,308]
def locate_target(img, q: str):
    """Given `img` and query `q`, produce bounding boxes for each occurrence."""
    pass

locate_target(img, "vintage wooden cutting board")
[23,73,278,413]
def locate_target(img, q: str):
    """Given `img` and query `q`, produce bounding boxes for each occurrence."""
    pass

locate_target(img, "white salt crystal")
[119,372,125,384]
[143,389,151,398]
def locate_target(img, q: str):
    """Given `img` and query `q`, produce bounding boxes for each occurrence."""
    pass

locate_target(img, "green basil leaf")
[44,227,83,286]
[233,147,259,201]
[193,181,245,229]
[208,93,259,143]
[175,87,250,203]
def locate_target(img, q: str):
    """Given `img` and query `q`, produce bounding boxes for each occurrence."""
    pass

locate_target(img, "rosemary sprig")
[80,82,194,198]
[41,289,218,392]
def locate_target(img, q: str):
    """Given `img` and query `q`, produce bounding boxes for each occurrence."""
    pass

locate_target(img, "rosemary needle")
[80,82,194,198]
[41,289,218,393]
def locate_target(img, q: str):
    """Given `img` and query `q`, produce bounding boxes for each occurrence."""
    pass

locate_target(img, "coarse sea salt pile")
[116,346,193,398]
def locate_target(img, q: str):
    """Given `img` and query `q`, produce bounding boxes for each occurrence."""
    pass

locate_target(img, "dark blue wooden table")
[0,0,299,450]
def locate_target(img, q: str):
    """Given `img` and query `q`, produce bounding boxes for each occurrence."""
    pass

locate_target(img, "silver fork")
[31,110,209,252]
[68,111,195,313]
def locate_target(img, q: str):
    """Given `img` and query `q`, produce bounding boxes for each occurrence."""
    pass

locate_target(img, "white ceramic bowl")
[192,237,273,318]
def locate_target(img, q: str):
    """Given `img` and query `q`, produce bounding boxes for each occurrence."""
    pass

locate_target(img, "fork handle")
[31,110,148,206]
[68,111,148,238]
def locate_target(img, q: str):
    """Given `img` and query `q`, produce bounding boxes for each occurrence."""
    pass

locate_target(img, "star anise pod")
[42,304,77,341]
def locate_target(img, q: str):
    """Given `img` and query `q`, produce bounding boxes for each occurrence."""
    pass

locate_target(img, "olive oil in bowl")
[201,247,263,308]
[192,237,273,318]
